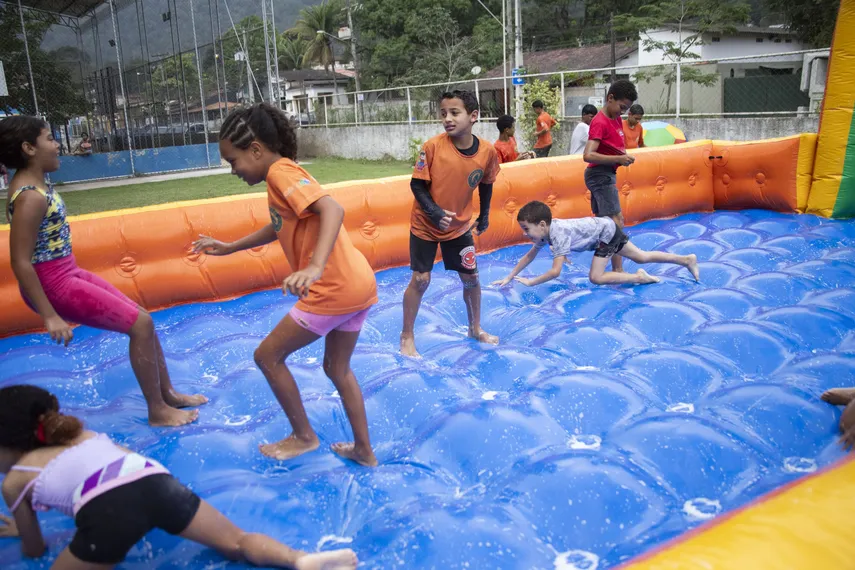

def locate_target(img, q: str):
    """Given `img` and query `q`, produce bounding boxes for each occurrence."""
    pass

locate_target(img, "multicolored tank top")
[7,184,72,264]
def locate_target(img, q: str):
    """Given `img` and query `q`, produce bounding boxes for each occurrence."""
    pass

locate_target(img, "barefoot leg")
[324,329,377,467]
[152,333,208,408]
[401,271,431,357]
[179,500,313,568]
[460,273,498,345]
[254,316,322,460]
[610,214,625,272]
[128,312,198,427]
[620,243,699,282]
[822,387,855,406]
[589,256,660,286]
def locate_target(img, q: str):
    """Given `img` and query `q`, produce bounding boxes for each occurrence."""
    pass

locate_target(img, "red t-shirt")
[494,137,518,164]
[586,111,625,170]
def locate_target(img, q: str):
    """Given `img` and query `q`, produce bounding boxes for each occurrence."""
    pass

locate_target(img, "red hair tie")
[36,421,46,443]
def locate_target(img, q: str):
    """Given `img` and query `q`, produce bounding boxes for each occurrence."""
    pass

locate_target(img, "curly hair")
[0,116,49,170]
[219,103,298,160]
[0,385,84,451]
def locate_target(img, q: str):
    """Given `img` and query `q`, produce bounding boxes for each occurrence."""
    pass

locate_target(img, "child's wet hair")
[219,103,297,160]
[496,115,515,133]
[0,116,50,170]
[0,385,83,451]
[440,90,480,114]
[517,200,552,225]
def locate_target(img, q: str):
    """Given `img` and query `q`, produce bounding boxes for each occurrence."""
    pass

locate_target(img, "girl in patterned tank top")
[0,116,206,427]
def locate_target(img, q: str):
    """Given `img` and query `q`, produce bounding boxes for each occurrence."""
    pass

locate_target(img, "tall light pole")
[475,0,508,114]
[514,0,523,119]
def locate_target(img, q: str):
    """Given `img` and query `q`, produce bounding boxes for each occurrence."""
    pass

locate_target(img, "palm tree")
[289,1,345,95]
[279,36,309,71]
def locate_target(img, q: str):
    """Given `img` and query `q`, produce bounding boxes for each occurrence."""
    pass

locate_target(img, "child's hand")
[617,155,635,166]
[283,266,322,298]
[438,210,456,231]
[192,235,233,256]
[0,513,19,537]
[492,276,513,288]
[514,276,534,287]
[44,315,73,346]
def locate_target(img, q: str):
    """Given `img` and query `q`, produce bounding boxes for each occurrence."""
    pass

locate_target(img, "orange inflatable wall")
[0,135,814,338]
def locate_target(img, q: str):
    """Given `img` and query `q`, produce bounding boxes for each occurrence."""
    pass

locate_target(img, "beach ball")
[641,121,687,147]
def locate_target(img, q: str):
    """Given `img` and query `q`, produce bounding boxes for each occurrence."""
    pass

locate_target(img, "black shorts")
[533,145,552,158]
[594,224,629,258]
[410,231,478,274]
[70,473,201,564]
[585,165,622,218]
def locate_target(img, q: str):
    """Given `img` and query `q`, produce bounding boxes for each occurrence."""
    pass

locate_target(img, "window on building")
[756,37,763,43]
[785,38,792,43]
[712,36,721,42]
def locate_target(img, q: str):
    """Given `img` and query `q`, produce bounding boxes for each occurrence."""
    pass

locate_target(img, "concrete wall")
[296,116,819,160]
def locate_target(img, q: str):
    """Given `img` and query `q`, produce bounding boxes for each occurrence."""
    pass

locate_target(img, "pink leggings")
[23,254,141,334]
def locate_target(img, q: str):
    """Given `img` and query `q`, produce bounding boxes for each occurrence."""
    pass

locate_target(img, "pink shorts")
[288,306,370,337]
[23,254,141,334]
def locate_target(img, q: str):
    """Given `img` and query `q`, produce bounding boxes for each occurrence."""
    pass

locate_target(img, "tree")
[289,1,345,81]
[151,53,201,104]
[615,0,750,112]
[762,0,838,46]
[218,15,273,101]
[279,36,309,70]
[399,7,479,89]
[0,5,87,123]
[521,79,561,146]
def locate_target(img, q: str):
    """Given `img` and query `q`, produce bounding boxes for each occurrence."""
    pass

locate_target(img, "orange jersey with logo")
[622,119,644,149]
[266,158,377,315]
[494,137,518,164]
[534,112,557,148]
[411,133,500,242]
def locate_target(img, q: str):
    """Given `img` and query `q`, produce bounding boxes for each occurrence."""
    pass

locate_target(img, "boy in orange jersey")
[622,104,645,149]
[532,100,557,157]
[401,90,501,357]
[494,115,535,164]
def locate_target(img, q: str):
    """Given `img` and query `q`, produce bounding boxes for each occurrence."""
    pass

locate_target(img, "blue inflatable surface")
[1,210,853,569]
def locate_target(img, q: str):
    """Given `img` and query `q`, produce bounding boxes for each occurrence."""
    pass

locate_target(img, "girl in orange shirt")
[192,104,378,467]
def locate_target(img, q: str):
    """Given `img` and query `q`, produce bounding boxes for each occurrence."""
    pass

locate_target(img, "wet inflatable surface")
[1,210,853,569]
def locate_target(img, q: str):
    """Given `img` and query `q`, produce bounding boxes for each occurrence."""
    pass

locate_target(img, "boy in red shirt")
[582,79,638,273]
[402,90,501,357]
[494,115,535,164]
[622,104,645,149]
[532,100,557,158]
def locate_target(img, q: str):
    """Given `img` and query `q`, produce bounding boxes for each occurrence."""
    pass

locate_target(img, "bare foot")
[163,390,209,408]
[331,442,378,467]
[296,549,358,570]
[822,388,855,406]
[469,328,499,345]
[149,406,199,427]
[259,434,320,460]
[400,333,421,358]
[635,269,661,285]
[684,254,700,282]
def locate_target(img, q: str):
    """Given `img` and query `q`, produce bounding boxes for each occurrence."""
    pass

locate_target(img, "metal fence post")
[189,0,211,168]
[108,0,135,175]
[324,96,329,127]
[560,72,565,118]
[17,0,38,115]
[354,93,358,125]
[407,87,413,124]
[676,61,682,118]
[474,79,480,107]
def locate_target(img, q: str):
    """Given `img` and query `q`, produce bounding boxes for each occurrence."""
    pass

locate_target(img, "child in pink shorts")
[1,116,205,427]
[193,103,378,466]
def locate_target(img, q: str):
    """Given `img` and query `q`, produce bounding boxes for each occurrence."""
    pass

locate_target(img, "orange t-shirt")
[622,119,644,149]
[534,112,557,148]
[411,133,500,242]
[494,136,518,164]
[266,158,377,315]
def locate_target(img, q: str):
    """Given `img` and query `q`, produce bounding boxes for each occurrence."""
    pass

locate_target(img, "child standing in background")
[1,116,205,428]
[193,103,378,466]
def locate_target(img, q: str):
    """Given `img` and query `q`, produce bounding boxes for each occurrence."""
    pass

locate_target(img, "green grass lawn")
[2,158,411,216]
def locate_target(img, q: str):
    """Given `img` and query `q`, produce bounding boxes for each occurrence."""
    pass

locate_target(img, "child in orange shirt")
[494,115,534,164]
[532,100,557,157]
[193,103,378,467]
[401,90,500,357]
[622,104,645,149]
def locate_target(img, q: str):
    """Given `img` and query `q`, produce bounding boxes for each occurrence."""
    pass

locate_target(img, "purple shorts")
[23,254,141,334]
[289,306,370,337]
